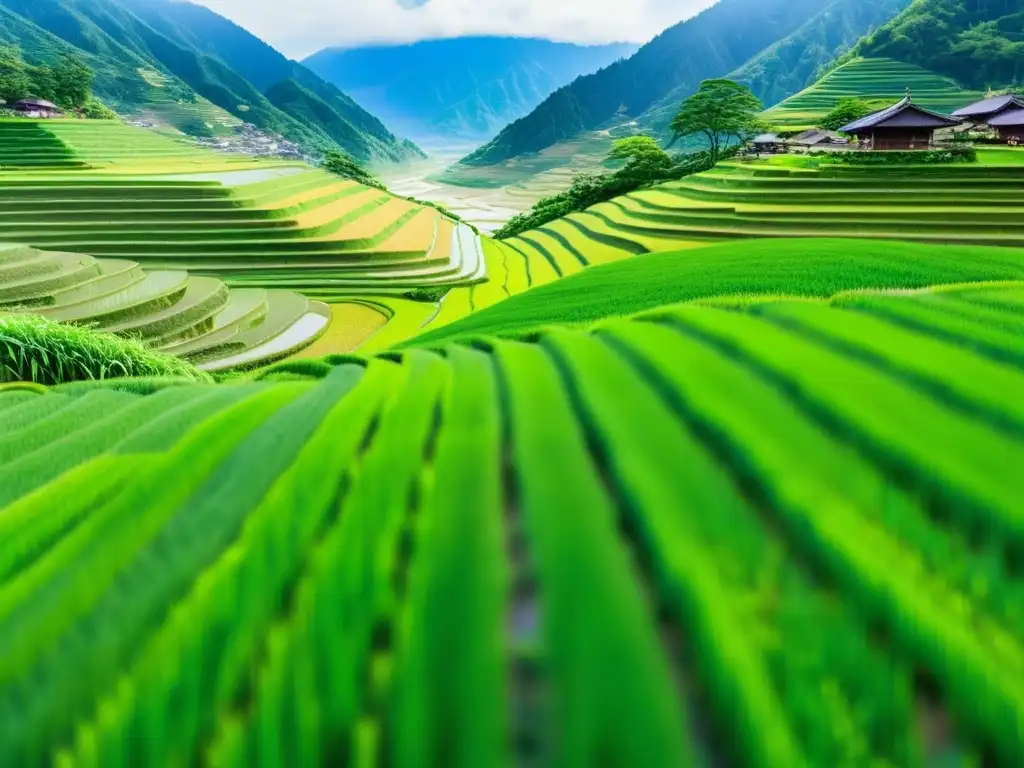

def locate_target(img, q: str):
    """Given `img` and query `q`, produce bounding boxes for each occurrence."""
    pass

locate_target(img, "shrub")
[828,146,977,165]
[80,97,117,120]
[0,314,210,386]
[405,286,451,303]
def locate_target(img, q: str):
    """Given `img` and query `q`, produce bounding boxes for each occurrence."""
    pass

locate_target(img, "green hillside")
[459,0,832,167]
[849,0,1024,89]
[764,56,982,129]
[639,0,911,133]
[0,0,420,162]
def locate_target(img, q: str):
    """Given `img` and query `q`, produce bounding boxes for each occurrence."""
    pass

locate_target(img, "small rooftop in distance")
[13,99,60,110]
[752,133,781,143]
[952,94,1024,118]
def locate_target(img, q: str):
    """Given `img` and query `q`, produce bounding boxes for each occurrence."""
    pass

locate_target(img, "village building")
[12,99,61,119]
[750,133,783,153]
[952,94,1024,128]
[988,108,1024,145]
[788,129,849,149]
[838,94,961,150]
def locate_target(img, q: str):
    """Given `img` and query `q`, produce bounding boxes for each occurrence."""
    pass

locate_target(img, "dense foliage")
[322,149,384,189]
[0,45,93,109]
[819,97,892,130]
[0,314,208,385]
[304,38,636,139]
[849,0,1024,89]
[459,0,830,166]
[670,79,763,161]
[0,0,420,162]
[493,137,726,239]
[827,146,978,164]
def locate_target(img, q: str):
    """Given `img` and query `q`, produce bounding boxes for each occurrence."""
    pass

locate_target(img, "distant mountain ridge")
[0,0,422,162]
[304,37,637,141]
[458,0,838,167]
[637,0,911,134]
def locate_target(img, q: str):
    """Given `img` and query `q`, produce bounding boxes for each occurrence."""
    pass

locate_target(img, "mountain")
[0,0,421,162]
[303,38,637,142]
[637,0,910,134]
[846,0,1024,89]
[459,0,836,167]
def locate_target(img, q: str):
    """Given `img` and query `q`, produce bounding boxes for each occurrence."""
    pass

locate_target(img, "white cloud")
[190,0,714,59]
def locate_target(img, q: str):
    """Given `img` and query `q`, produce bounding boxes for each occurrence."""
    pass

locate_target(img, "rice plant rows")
[1,282,1022,766]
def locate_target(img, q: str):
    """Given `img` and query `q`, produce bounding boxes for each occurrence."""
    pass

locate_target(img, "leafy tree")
[52,54,93,109]
[820,97,889,131]
[322,150,384,189]
[0,45,32,103]
[669,79,763,162]
[608,135,673,172]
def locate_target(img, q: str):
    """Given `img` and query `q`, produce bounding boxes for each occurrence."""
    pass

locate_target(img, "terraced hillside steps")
[0,122,88,170]
[0,280,1022,765]
[0,244,326,370]
[0,160,489,292]
[763,57,983,131]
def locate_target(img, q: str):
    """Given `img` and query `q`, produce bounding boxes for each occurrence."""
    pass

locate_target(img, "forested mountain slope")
[639,0,910,133]
[848,0,1024,89]
[459,0,832,166]
[304,38,637,141]
[0,0,421,162]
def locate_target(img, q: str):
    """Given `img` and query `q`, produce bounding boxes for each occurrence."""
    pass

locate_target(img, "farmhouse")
[788,129,849,149]
[12,99,61,118]
[751,133,783,153]
[988,108,1024,144]
[839,95,961,150]
[952,94,1024,127]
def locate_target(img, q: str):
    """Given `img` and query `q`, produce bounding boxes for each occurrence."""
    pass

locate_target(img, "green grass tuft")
[0,314,210,385]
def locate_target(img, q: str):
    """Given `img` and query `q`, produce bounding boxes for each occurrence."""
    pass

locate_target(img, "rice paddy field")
[3,114,1024,765]
[1,267,1023,765]
[763,57,984,131]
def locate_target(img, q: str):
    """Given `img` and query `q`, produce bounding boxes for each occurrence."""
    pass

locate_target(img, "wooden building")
[12,99,61,119]
[952,94,1024,127]
[989,108,1024,144]
[839,95,961,150]
[750,133,783,153]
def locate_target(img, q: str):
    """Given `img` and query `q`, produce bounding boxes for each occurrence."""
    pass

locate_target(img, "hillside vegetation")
[849,0,1024,89]
[459,0,831,167]
[0,0,419,161]
[639,0,911,133]
[304,38,637,141]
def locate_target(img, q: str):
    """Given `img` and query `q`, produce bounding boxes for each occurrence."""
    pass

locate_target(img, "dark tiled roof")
[989,108,1024,127]
[952,94,1024,117]
[14,99,59,110]
[839,97,960,133]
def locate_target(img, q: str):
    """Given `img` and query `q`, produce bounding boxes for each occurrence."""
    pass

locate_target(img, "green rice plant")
[0,384,309,765]
[600,317,1021,762]
[654,304,1024,542]
[389,346,508,768]
[0,314,208,385]
[491,339,693,767]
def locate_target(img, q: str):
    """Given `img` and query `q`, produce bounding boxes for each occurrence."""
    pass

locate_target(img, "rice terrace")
[0,0,1023,765]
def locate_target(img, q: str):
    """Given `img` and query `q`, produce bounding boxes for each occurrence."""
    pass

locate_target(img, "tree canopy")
[0,46,95,110]
[322,150,384,189]
[820,97,891,131]
[670,79,764,161]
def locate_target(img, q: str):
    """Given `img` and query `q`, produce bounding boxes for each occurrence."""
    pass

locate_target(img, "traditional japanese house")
[952,94,1024,127]
[839,95,961,150]
[988,108,1024,143]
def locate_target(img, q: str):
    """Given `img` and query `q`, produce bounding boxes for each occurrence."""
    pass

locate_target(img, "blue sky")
[191,0,712,59]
